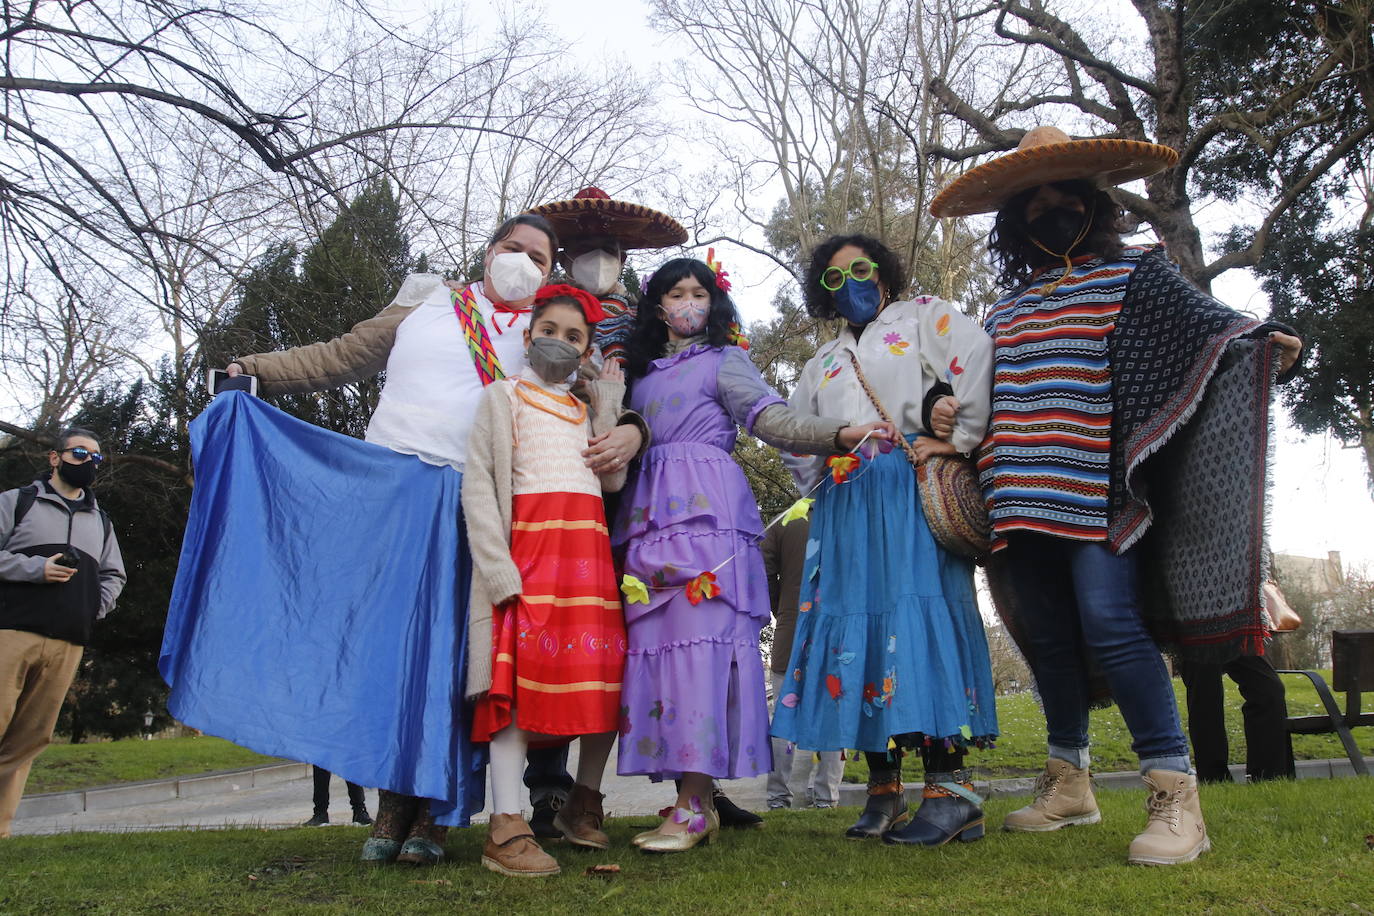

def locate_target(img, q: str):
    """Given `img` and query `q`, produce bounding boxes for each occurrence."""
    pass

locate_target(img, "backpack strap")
[8,484,110,550]
[12,484,38,530]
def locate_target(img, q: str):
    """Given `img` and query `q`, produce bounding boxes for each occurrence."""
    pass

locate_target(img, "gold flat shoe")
[637,803,721,854]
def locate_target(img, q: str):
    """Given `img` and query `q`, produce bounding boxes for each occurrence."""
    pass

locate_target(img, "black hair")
[988,180,1126,289]
[488,213,559,264]
[624,258,741,380]
[57,427,100,450]
[802,234,907,321]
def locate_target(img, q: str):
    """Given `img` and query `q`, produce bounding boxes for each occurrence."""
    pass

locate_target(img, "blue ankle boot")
[882,771,983,846]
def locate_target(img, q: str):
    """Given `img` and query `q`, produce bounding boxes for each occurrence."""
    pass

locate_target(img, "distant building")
[1274,551,1344,595]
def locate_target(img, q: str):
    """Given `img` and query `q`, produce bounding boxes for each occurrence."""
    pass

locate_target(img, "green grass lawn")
[24,737,286,795]
[843,671,1368,782]
[2,779,1370,915]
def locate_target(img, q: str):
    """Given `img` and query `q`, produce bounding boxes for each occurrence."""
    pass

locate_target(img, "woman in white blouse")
[769,234,999,848]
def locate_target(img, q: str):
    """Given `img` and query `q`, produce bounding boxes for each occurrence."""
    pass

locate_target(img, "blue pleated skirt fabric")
[769,442,998,752]
[160,392,485,826]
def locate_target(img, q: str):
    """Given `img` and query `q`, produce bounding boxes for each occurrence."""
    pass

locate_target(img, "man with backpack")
[0,427,125,836]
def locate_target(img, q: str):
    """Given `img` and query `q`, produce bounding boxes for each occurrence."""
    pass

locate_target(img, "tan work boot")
[1127,770,1210,866]
[1002,757,1101,832]
[481,813,561,877]
[554,784,611,850]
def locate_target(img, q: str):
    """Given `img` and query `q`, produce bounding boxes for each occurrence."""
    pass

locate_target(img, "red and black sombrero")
[529,187,687,251]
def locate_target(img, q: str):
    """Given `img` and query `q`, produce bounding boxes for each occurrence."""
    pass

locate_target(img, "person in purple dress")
[614,257,893,853]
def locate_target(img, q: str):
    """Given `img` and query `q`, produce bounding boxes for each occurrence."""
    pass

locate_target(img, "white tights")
[487,725,617,817]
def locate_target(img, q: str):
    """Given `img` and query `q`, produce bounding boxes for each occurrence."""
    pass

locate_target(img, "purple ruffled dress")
[614,343,781,780]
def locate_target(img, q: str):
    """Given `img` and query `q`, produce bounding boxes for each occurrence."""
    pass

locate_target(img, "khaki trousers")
[0,630,83,837]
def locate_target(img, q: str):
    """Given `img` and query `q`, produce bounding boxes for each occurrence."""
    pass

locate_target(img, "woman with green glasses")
[770,233,999,848]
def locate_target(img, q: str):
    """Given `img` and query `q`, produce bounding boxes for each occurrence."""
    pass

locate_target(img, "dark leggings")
[864,742,966,784]
[311,765,365,814]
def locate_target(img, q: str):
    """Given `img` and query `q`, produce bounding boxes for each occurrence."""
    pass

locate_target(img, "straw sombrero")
[529,187,687,250]
[929,126,1178,218]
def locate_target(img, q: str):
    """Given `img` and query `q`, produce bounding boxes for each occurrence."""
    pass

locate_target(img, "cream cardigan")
[461,375,626,698]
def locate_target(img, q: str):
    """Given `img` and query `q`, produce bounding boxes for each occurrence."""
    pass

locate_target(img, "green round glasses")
[820,257,878,291]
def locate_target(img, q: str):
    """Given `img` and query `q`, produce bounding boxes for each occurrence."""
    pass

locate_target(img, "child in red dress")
[463,285,627,877]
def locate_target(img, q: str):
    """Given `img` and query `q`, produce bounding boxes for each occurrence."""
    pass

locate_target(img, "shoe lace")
[1144,787,1182,828]
[1031,770,1062,804]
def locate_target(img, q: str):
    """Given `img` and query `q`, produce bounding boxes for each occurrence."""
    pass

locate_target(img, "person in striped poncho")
[929,127,1303,867]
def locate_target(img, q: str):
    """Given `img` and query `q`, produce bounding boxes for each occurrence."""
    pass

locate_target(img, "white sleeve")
[780,355,828,492]
[917,302,993,455]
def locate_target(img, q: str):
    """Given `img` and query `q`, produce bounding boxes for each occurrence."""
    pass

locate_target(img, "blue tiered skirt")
[769,442,998,753]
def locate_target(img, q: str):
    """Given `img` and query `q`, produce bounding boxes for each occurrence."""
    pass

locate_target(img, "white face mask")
[487,251,544,302]
[570,249,622,295]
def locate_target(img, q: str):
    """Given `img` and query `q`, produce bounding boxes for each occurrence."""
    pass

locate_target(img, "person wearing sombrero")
[929,127,1303,866]
[530,187,687,367]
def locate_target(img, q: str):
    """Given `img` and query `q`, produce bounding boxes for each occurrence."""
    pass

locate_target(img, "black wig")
[623,258,741,380]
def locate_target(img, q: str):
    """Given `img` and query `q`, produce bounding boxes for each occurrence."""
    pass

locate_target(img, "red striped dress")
[471,377,627,742]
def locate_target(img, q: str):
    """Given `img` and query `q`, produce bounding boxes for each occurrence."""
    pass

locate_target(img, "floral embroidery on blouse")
[882,331,910,355]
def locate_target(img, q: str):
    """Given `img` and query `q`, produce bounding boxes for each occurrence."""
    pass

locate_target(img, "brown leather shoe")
[553,784,611,850]
[482,813,561,877]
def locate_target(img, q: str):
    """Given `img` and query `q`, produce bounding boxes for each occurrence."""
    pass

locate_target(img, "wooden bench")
[1277,629,1374,776]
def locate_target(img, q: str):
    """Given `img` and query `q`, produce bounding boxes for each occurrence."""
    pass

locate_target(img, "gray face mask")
[527,337,583,384]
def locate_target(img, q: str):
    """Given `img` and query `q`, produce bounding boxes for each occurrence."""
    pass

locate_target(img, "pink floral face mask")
[661,299,709,337]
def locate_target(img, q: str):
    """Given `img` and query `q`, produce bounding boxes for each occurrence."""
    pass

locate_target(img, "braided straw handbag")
[847,352,991,562]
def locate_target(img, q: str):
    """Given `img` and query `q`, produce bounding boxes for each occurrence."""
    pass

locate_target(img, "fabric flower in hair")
[727,321,750,350]
[705,247,733,292]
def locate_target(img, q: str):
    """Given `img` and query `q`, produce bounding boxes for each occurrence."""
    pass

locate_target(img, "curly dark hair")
[623,258,741,380]
[802,234,907,321]
[988,181,1126,290]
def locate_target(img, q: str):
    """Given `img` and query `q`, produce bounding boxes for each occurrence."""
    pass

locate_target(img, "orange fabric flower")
[685,570,721,605]
[825,452,860,484]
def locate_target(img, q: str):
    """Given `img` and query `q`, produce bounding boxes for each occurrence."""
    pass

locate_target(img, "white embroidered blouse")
[783,295,993,491]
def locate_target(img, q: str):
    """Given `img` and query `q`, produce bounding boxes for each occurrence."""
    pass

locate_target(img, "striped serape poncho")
[977,246,1148,550]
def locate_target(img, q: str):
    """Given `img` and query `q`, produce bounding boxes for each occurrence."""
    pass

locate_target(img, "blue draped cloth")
[160,392,485,826]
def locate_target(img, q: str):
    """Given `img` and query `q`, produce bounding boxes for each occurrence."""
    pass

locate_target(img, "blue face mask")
[833,277,881,325]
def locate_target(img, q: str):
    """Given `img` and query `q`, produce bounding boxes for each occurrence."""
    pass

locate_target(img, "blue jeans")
[1003,534,1190,774]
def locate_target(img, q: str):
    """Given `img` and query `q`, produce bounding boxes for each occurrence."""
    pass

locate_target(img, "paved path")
[14,746,1370,837]
[12,739,769,836]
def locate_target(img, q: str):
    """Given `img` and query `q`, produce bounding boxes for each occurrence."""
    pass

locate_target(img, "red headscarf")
[533,284,606,324]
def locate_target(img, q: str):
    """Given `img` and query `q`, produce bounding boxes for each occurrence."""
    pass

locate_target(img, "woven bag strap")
[845,350,923,474]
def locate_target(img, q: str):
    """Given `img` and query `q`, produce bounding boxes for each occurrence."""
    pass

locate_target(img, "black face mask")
[1027,207,1090,257]
[57,459,98,490]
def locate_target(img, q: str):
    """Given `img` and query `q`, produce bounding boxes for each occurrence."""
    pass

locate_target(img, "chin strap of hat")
[1028,198,1096,296]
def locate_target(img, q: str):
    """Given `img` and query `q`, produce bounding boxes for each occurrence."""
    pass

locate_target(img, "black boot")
[882,770,984,846]
[845,779,908,839]
[713,787,764,829]
[529,789,567,840]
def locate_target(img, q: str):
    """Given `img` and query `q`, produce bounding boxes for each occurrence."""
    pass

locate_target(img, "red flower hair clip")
[705,247,732,293]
